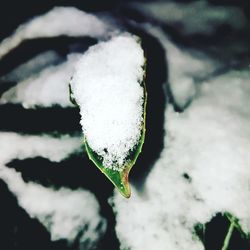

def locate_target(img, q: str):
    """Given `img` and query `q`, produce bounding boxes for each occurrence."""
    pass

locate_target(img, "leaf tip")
[118,169,131,198]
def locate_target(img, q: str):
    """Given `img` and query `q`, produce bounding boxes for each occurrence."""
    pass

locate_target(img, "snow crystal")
[71,34,145,170]
[0,6,113,60]
[1,54,80,108]
[0,132,106,247]
[112,68,250,250]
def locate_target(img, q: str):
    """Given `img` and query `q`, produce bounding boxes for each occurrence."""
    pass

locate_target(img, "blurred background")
[0,1,249,250]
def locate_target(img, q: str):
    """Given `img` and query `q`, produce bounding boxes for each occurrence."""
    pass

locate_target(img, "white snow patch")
[138,25,222,109]
[0,132,106,247]
[112,68,250,250]
[0,167,106,247]
[0,132,82,163]
[0,6,114,60]
[1,54,81,108]
[71,34,145,170]
[129,0,246,35]
[2,50,62,83]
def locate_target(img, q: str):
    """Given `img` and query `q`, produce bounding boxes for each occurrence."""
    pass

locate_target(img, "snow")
[0,132,107,247]
[142,25,222,109]
[112,68,250,250]
[129,0,246,35]
[2,50,62,82]
[71,34,145,170]
[0,132,82,163]
[0,6,114,60]
[0,2,248,248]
[1,53,80,108]
[161,38,218,109]
[0,166,106,247]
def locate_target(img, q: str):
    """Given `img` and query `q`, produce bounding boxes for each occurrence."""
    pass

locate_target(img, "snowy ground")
[0,1,249,250]
[112,68,250,250]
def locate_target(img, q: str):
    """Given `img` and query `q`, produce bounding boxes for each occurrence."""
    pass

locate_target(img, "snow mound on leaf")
[71,34,145,171]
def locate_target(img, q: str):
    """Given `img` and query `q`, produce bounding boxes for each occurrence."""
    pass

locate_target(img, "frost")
[0,6,114,60]
[0,132,106,247]
[71,34,145,170]
[112,68,250,250]
[1,54,80,108]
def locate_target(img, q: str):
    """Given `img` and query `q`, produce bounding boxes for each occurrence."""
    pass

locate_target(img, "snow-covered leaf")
[70,34,146,198]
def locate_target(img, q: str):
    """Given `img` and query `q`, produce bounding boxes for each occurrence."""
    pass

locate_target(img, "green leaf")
[194,213,249,250]
[224,212,246,238]
[84,82,147,198]
[221,215,236,250]
[69,68,147,198]
[69,83,77,106]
